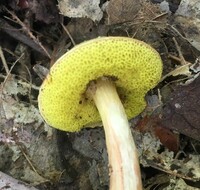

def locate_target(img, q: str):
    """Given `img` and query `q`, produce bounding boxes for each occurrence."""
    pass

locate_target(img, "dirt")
[0,0,200,190]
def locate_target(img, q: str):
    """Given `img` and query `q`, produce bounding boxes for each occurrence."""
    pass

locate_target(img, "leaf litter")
[0,0,200,189]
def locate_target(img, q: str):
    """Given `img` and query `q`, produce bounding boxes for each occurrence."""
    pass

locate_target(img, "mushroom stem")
[88,78,143,190]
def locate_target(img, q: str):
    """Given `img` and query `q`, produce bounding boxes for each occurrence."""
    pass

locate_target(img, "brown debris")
[0,17,51,58]
[136,116,180,153]
[154,125,179,153]
[161,75,200,141]
[9,0,60,24]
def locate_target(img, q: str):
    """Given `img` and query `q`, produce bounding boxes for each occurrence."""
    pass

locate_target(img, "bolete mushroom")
[38,37,162,190]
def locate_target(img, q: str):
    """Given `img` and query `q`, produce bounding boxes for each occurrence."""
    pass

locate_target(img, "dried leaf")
[161,63,192,82]
[106,0,141,24]
[134,131,200,182]
[136,116,179,152]
[161,75,200,141]
[175,0,200,18]
[174,16,200,51]
[174,0,200,51]
[67,18,108,43]
[154,126,179,153]
[58,0,103,22]
[3,76,29,96]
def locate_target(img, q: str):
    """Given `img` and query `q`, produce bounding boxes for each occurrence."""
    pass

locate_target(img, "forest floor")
[0,0,200,189]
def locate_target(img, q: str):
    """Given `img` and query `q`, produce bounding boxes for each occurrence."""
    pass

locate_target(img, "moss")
[38,37,162,132]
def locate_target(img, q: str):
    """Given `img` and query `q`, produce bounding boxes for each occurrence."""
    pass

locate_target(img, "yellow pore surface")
[38,37,163,132]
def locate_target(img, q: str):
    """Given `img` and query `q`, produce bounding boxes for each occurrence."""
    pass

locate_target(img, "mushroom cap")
[38,37,162,132]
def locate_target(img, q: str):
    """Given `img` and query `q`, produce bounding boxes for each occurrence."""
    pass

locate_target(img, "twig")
[0,50,39,105]
[152,12,168,20]
[0,17,50,58]
[168,54,190,65]
[0,46,9,75]
[15,141,49,184]
[61,23,76,46]
[18,145,41,177]
[7,9,51,58]
[0,47,39,92]
[169,25,188,41]
[0,54,24,101]
[1,8,51,58]
[0,74,39,90]
[148,163,198,182]
[172,37,187,65]
[19,61,34,104]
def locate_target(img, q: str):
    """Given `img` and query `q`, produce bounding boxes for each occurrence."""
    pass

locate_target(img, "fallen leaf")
[106,0,140,24]
[134,130,200,182]
[161,63,192,82]
[58,0,103,22]
[136,116,179,152]
[67,18,108,43]
[154,126,179,153]
[161,75,200,141]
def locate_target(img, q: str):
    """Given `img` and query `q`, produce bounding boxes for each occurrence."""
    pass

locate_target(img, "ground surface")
[0,0,200,189]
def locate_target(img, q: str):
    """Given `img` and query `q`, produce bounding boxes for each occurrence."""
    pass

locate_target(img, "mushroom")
[38,37,162,190]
